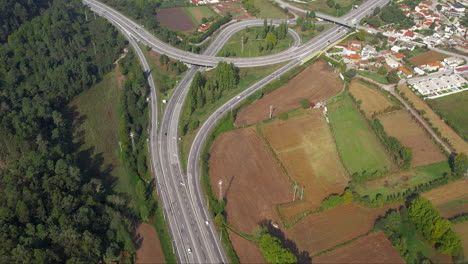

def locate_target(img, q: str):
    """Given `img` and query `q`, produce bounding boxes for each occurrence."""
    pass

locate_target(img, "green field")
[183,6,216,25]
[427,90,468,140]
[357,70,389,84]
[327,94,393,174]
[254,0,289,18]
[355,161,451,199]
[296,23,334,44]
[179,62,287,171]
[217,26,294,58]
[289,0,356,16]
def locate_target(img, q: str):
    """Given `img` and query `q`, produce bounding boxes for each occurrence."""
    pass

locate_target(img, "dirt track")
[135,223,165,264]
[235,60,342,126]
[209,127,291,234]
[313,231,405,263]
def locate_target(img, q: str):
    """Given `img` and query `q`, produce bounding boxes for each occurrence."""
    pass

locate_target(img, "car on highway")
[187,248,192,253]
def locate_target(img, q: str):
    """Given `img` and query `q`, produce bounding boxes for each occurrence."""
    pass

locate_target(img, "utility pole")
[118,141,122,152]
[269,105,273,119]
[293,185,298,201]
[93,11,96,20]
[92,42,97,56]
[301,186,304,200]
[218,180,223,201]
[85,10,88,21]
[241,35,244,54]
[130,132,136,152]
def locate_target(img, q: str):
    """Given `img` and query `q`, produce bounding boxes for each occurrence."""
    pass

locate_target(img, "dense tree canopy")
[259,234,297,264]
[0,0,137,262]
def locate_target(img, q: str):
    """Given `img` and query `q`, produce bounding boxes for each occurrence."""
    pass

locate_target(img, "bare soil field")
[135,223,165,264]
[379,110,446,167]
[313,231,405,263]
[157,8,195,32]
[348,80,393,117]
[235,60,342,126]
[422,179,468,218]
[409,51,449,66]
[285,203,401,255]
[398,84,468,154]
[453,222,468,260]
[210,1,252,19]
[262,111,349,223]
[209,127,291,234]
[229,231,266,263]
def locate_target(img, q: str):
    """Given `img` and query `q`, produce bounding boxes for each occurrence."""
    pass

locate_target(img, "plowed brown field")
[262,111,349,223]
[285,203,401,255]
[135,223,165,264]
[398,84,468,154]
[229,231,266,263]
[157,8,195,31]
[422,179,468,218]
[348,80,393,117]
[209,127,291,234]
[313,231,405,263]
[409,51,448,66]
[235,60,342,126]
[379,110,446,167]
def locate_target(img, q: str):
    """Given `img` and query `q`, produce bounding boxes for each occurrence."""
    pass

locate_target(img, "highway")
[86,0,392,262]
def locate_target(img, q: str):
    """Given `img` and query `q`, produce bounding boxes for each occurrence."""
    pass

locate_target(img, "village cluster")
[327,0,468,98]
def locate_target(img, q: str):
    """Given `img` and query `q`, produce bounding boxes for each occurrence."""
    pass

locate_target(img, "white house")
[414,67,425,75]
[385,57,400,68]
[443,57,464,67]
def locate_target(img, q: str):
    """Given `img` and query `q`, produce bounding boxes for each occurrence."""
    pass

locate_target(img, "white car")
[187,248,192,253]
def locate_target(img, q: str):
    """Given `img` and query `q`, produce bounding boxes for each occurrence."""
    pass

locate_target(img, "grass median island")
[328,94,394,174]
[427,91,468,141]
[217,25,294,58]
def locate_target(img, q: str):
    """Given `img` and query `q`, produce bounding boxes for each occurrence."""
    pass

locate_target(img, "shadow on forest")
[260,220,312,264]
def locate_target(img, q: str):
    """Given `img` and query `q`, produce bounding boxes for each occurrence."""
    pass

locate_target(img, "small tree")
[450,153,468,176]
[278,112,289,120]
[345,69,357,79]
[159,54,169,66]
[300,98,311,108]
[378,66,387,75]
[265,32,277,50]
[387,70,400,83]
[357,29,368,41]
[259,234,297,264]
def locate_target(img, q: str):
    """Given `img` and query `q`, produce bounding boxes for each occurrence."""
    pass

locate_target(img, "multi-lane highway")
[86,0,392,262]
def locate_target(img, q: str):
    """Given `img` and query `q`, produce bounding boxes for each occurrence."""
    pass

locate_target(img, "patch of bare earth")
[422,179,468,218]
[348,80,393,117]
[229,231,266,263]
[135,223,165,264]
[235,60,342,126]
[157,8,195,32]
[313,231,405,263]
[379,110,446,167]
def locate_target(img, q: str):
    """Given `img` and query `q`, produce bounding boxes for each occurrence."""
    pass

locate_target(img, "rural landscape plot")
[408,51,449,67]
[209,127,291,234]
[348,80,394,118]
[261,111,349,222]
[398,84,468,154]
[428,90,468,140]
[313,231,405,264]
[235,60,342,126]
[134,223,165,264]
[379,110,446,167]
[453,222,468,261]
[157,8,195,31]
[327,94,393,174]
[285,203,401,255]
[422,179,468,218]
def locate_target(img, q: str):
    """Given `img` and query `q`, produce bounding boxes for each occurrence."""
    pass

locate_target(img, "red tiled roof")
[394,53,406,58]
[398,66,413,76]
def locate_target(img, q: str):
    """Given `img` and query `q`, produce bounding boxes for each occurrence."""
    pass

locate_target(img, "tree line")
[182,61,240,135]
[0,0,139,262]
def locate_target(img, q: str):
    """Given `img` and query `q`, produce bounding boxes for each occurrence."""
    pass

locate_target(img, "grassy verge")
[327,94,394,174]
[183,6,217,25]
[357,70,389,84]
[288,0,356,16]
[254,0,290,18]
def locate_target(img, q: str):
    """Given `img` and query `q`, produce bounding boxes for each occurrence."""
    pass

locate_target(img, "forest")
[0,0,139,262]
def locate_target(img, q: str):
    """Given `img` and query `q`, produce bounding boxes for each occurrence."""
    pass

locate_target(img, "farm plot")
[313,231,405,264]
[428,90,468,140]
[135,223,165,264]
[348,80,394,117]
[408,51,449,66]
[398,84,468,154]
[262,111,349,223]
[453,222,468,261]
[253,0,289,18]
[288,0,354,16]
[235,60,342,126]
[328,94,394,174]
[209,127,291,234]
[285,203,401,255]
[157,8,195,32]
[210,1,252,19]
[183,6,216,25]
[422,179,468,218]
[355,161,451,199]
[379,110,446,167]
[229,231,266,264]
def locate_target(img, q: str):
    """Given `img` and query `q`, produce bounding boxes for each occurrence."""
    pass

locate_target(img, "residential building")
[385,57,400,68]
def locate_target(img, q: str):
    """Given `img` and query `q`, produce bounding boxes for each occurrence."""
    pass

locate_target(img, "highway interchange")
[83,0,392,262]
